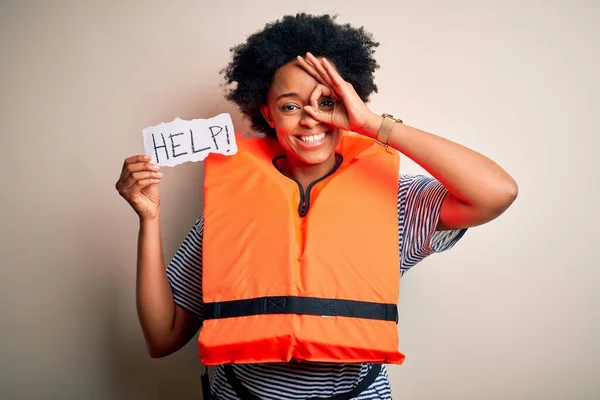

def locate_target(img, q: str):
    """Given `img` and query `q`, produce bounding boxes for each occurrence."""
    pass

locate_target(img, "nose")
[299,109,319,129]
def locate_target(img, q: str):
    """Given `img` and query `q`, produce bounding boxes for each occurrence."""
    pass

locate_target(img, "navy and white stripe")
[166,221,204,319]
[399,175,467,275]
[212,363,390,400]
[166,174,466,399]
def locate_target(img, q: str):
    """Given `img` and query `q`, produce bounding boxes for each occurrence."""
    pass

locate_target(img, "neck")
[284,154,337,189]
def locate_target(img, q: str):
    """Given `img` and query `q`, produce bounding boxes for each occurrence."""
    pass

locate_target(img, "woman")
[116,13,517,400]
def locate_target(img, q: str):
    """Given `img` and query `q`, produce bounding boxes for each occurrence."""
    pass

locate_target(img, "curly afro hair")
[221,13,380,137]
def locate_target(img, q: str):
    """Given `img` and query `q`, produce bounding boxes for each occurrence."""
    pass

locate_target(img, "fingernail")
[157,172,163,177]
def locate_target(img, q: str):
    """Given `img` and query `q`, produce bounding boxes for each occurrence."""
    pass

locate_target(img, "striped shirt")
[167,174,467,399]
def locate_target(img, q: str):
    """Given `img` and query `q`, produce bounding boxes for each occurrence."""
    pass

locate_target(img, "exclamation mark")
[225,126,230,152]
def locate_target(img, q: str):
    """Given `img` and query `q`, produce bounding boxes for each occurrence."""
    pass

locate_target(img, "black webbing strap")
[201,365,212,400]
[204,296,398,322]
[223,364,382,400]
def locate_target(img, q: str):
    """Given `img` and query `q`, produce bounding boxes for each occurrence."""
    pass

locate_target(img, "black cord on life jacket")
[223,363,382,400]
[201,365,212,400]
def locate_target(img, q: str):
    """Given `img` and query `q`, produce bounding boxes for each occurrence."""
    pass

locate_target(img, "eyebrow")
[275,92,300,101]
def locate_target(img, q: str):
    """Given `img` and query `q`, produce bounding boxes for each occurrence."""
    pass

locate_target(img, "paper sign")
[142,113,237,167]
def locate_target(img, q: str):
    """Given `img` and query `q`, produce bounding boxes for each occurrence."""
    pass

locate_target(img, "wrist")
[360,112,384,139]
[139,211,161,226]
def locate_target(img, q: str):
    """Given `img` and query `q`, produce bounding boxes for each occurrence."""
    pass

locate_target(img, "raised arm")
[297,53,518,230]
[116,155,201,357]
[365,120,518,230]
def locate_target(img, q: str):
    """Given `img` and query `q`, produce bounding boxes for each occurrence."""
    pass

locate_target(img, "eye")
[319,98,335,109]
[280,103,300,112]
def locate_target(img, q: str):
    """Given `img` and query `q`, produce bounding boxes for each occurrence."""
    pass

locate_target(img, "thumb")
[304,105,332,125]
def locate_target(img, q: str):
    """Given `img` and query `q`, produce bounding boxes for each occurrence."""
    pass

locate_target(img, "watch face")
[383,114,402,124]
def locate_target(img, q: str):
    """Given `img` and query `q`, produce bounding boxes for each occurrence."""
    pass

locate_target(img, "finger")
[322,58,348,90]
[118,162,160,187]
[306,52,335,88]
[122,155,152,172]
[126,178,162,197]
[305,53,333,87]
[303,105,332,125]
[122,171,163,191]
[309,84,323,110]
[309,84,334,110]
[296,56,326,85]
[322,58,363,106]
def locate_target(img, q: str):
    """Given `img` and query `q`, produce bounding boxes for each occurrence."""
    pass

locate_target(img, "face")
[261,60,343,166]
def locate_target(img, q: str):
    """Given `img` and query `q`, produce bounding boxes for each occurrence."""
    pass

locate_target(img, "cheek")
[273,115,298,138]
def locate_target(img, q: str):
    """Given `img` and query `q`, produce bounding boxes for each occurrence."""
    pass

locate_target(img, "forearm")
[136,213,177,355]
[364,114,518,220]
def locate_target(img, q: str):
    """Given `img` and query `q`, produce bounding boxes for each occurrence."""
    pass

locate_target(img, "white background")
[1,0,598,398]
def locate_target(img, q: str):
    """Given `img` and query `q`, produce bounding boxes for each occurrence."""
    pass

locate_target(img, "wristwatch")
[376,114,403,146]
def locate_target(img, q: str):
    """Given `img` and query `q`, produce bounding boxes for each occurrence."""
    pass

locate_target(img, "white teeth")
[299,133,326,142]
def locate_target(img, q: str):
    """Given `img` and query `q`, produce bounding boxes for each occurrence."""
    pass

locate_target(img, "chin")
[295,151,335,165]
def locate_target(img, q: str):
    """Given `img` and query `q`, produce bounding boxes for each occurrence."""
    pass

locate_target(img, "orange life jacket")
[199,131,404,366]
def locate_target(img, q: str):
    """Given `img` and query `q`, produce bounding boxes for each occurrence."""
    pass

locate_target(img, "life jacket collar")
[272,154,344,217]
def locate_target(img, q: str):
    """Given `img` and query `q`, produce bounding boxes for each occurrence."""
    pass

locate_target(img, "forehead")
[268,60,319,100]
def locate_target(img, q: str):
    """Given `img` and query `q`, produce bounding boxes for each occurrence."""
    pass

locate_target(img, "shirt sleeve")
[166,215,205,320]
[398,174,467,276]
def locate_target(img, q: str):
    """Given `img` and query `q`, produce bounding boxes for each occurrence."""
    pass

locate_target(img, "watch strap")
[376,114,402,146]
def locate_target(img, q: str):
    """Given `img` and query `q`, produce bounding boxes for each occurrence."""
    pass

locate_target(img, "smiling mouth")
[295,132,329,146]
